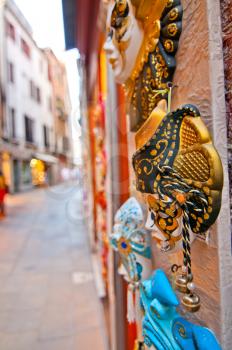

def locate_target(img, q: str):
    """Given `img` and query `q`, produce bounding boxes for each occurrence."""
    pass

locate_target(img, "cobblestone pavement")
[0,184,108,350]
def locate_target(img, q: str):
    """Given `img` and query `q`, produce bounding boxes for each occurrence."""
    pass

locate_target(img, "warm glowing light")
[30,159,37,167]
[30,158,46,185]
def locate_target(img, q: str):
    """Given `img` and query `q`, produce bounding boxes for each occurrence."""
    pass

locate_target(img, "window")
[36,87,41,103]
[6,20,15,41]
[24,115,34,143]
[8,62,14,83]
[9,108,16,138]
[22,161,31,184]
[43,125,50,148]
[21,38,31,58]
[29,81,41,103]
[29,80,34,98]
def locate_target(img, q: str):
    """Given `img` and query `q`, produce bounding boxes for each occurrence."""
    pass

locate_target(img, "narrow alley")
[0,185,107,350]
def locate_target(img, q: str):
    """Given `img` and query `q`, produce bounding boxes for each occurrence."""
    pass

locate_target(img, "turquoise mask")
[140,269,222,350]
[111,197,152,283]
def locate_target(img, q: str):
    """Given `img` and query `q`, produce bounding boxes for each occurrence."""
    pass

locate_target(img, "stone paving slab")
[0,186,108,350]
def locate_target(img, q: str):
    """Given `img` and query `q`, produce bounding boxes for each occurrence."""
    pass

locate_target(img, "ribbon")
[135,286,144,342]
[127,283,136,323]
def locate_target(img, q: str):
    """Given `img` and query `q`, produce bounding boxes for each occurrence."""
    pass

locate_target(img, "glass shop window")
[22,161,32,185]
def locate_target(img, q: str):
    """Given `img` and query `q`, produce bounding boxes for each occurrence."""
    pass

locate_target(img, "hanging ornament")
[111,197,152,344]
[127,283,136,323]
[132,102,223,313]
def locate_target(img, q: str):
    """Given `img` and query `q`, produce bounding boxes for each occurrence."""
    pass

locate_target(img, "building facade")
[0,0,72,193]
[44,48,72,183]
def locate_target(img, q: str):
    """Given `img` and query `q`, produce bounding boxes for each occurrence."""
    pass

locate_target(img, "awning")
[34,153,58,164]
[62,0,76,50]
[62,0,100,55]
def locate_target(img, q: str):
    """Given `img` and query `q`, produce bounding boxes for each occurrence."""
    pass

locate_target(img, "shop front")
[31,153,58,187]
[0,151,11,189]
[0,143,34,193]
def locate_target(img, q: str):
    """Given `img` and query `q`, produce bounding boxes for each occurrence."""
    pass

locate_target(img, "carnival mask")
[104,0,143,83]
[104,0,183,130]
[111,197,152,325]
[133,104,223,252]
[140,269,222,349]
[111,197,152,283]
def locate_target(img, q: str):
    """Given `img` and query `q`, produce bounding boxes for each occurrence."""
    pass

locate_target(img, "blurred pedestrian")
[0,171,7,218]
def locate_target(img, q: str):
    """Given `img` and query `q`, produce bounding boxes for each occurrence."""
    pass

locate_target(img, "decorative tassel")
[127,283,136,323]
[135,286,141,323]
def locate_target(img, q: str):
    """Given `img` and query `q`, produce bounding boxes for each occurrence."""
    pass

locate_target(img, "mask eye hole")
[151,211,156,222]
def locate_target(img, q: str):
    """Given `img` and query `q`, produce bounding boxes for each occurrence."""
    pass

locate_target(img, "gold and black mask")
[132,104,223,235]
[109,0,131,52]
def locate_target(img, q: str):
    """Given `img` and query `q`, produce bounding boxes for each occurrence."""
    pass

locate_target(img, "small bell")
[175,266,191,293]
[182,282,201,313]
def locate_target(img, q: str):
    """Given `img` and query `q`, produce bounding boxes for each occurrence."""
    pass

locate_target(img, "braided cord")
[182,208,192,276]
[156,165,210,279]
